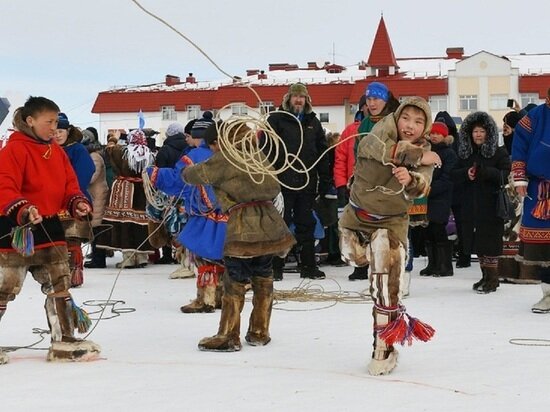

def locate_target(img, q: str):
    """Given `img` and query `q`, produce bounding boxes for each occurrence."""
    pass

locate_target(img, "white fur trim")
[368,349,399,375]
[0,350,9,365]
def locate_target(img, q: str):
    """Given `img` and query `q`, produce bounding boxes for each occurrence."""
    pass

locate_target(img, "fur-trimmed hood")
[458,111,499,159]
[393,96,433,139]
[281,92,313,114]
[429,134,454,147]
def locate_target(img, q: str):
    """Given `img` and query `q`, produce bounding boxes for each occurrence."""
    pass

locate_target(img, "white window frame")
[259,101,274,115]
[319,113,330,123]
[520,93,542,108]
[429,95,448,113]
[161,105,177,121]
[459,95,477,111]
[187,105,201,120]
[490,94,508,110]
[231,103,248,116]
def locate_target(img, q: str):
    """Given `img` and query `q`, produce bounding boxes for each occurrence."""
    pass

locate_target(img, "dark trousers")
[425,222,448,243]
[273,191,317,270]
[225,255,273,283]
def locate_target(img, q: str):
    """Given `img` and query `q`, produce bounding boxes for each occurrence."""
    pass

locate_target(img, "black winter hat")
[503,111,521,129]
[190,111,215,138]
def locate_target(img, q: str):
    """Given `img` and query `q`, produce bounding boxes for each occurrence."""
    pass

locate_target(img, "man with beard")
[263,83,331,280]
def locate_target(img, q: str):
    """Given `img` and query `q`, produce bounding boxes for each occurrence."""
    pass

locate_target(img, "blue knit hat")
[365,82,389,102]
[57,112,70,130]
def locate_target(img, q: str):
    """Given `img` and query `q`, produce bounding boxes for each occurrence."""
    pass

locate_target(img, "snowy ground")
[1,252,548,412]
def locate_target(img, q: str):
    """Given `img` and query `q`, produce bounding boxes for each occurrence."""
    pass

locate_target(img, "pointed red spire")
[367,16,399,69]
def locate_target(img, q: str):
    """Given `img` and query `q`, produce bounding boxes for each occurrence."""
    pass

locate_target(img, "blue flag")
[138,110,145,129]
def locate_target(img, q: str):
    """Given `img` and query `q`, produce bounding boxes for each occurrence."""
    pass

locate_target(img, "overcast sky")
[2,0,549,133]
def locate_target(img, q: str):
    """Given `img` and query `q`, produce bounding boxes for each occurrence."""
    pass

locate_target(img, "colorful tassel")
[10,225,35,256]
[375,305,436,346]
[532,181,550,220]
[71,299,92,334]
[406,315,436,343]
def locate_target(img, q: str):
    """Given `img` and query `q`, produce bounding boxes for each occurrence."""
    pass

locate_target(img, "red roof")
[366,16,399,69]
[92,83,357,113]
[518,75,550,98]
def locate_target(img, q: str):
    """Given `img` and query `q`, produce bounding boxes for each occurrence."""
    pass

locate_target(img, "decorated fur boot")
[478,266,499,294]
[245,276,274,346]
[368,309,399,376]
[169,248,195,279]
[198,276,246,352]
[180,287,214,313]
[532,283,550,314]
[45,293,101,362]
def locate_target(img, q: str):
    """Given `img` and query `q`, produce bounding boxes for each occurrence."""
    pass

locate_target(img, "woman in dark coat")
[420,121,458,277]
[452,111,511,293]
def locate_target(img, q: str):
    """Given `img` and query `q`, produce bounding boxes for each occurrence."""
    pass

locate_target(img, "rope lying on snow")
[271,278,372,312]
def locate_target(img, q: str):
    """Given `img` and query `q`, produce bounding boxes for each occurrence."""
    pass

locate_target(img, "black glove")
[337,186,349,206]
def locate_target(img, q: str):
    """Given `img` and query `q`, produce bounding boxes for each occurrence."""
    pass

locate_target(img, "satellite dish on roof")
[316,60,326,70]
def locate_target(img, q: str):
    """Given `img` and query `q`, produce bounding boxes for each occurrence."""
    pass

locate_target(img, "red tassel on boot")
[375,304,436,346]
[68,244,84,288]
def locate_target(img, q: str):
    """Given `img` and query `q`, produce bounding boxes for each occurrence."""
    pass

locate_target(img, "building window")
[319,113,330,123]
[459,95,477,111]
[161,105,177,121]
[231,104,248,116]
[187,105,201,120]
[490,94,508,110]
[520,93,541,108]
[429,95,447,113]
[259,101,274,115]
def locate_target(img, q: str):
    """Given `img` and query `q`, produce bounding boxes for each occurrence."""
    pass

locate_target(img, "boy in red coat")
[0,96,100,364]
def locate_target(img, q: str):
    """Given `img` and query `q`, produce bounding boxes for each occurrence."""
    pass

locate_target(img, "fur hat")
[365,82,389,102]
[282,83,313,114]
[503,111,521,129]
[57,112,70,130]
[458,111,499,159]
[288,82,309,97]
[166,122,184,137]
[430,121,449,137]
[81,129,95,144]
[190,111,215,138]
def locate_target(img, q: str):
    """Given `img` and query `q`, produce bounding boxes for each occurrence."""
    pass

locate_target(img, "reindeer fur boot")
[245,276,274,346]
[198,276,246,352]
[45,294,100,362]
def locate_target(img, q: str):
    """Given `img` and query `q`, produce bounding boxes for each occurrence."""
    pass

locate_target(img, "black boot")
[299,241,325,279]
[473,268,486,291]
[84,243,106,269]
[272,256,284,281]
[419,241,436,276]
[433,241,454,277]
[348,266,369,281]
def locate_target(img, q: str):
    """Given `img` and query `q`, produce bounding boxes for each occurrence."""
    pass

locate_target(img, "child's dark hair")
[19,96,59,119]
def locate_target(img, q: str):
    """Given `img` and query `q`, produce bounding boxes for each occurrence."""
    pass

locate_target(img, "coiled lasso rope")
[130,0,406,195]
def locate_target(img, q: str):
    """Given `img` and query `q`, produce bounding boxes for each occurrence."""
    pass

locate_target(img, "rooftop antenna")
[332,42,336,64]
